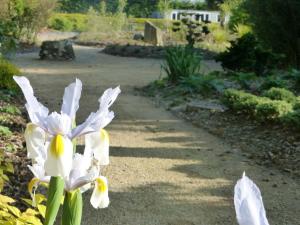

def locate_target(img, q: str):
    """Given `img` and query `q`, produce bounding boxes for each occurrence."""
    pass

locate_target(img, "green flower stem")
[62,190,83,225]
[44,176,65,225]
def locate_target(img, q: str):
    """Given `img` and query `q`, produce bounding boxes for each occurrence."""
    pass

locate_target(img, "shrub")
[0,58,20,90]
[259,75,287,91]
[216,33,283,75]
[262,87,297,104]
[282,110,300,129]
[48,13,88,32]
[48,17,73,31]
[255,100,293,121]
[223,89,268,114]
[162,46,201,84]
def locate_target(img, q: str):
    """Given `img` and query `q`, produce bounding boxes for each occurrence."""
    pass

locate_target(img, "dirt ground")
[13,46,299,225]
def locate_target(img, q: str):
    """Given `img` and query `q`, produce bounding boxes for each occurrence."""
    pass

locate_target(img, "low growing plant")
[162,46,201,84]
[255,100,293,121]
[262,87,297,104]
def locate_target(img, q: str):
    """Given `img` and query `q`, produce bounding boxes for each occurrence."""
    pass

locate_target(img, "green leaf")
[61,190,82,225]
[44,177,65,225]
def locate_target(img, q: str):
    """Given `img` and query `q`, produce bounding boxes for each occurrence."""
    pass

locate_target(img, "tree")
[98,0,106,15]
[205,0,223,10]
[157,0,171,18]
[244,0,300,68]
[116,0,127,14]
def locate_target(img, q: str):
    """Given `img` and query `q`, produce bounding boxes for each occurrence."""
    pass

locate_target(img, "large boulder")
[39,40,75,60]
[144,21,163,46]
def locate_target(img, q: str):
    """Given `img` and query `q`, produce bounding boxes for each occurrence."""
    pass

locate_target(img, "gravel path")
[13,46,299,225]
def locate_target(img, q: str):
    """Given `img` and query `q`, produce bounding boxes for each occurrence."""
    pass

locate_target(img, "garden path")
[13,46,300,225]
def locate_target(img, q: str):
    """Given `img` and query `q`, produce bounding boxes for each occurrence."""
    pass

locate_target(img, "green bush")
[0,58,20,90]
[282,110,300,129]
[223,89,268,114]
[255,100,293,121]
[162,46,201,84]
[259,75,287,91]
[49,17,73,31]
[216,33,283,75]
[48,13,88,32]
[262,87,296,104]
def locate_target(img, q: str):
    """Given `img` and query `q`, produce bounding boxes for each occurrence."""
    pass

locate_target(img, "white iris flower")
[234,172,270,225]
[14,76,120,209]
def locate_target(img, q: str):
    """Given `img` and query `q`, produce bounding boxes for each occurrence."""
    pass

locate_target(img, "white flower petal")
[99,86,121,110]
[61,79,82,120]
[234,172,270,225]
[71,86,120,139]
[25,123,46,160]
[45,112,72,136]
[44,135,73,178]
[84,129,109,165]
[90,176,109,209]
[13,76,49,125]
[28,164,50,183]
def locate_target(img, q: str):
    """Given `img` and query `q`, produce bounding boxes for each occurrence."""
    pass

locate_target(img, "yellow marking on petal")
[50,134,64,158]
[100,129,109,143]
[25,123,36,134]
[28,178,39,194]
[96,178,107,193]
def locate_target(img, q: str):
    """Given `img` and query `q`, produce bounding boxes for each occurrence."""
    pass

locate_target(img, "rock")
[39,39,75,60]
[144,21,164,46]
[133,33,144,41]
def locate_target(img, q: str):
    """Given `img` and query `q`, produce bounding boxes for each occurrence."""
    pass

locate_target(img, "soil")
[12,45,300,225]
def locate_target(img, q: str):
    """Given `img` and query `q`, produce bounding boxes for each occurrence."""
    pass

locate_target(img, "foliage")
[216,33,283,75]
[48,17,73,31]
[0,58,20,90]
[262,88,297,104]
[170,0,206,10]
[0,0,56,55]
[0,105,21,115]
[259,75,287,91]
[180,74,224,95]
[244,0,300,68]
[98,0,107,15]
[129,18,172,31]
[162,46,201,83]
[223,88,294,122]
[220,0,249,30]
[255,100,293,121]
[48,13,88,32]
[172,18,210,48]
[0,125,12,137]
[0,149,44,224]
[125,0,158,17]
[233,24,252,38]
[282,110,300,128]
[57,0,95,13]
[223,89,267,114]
